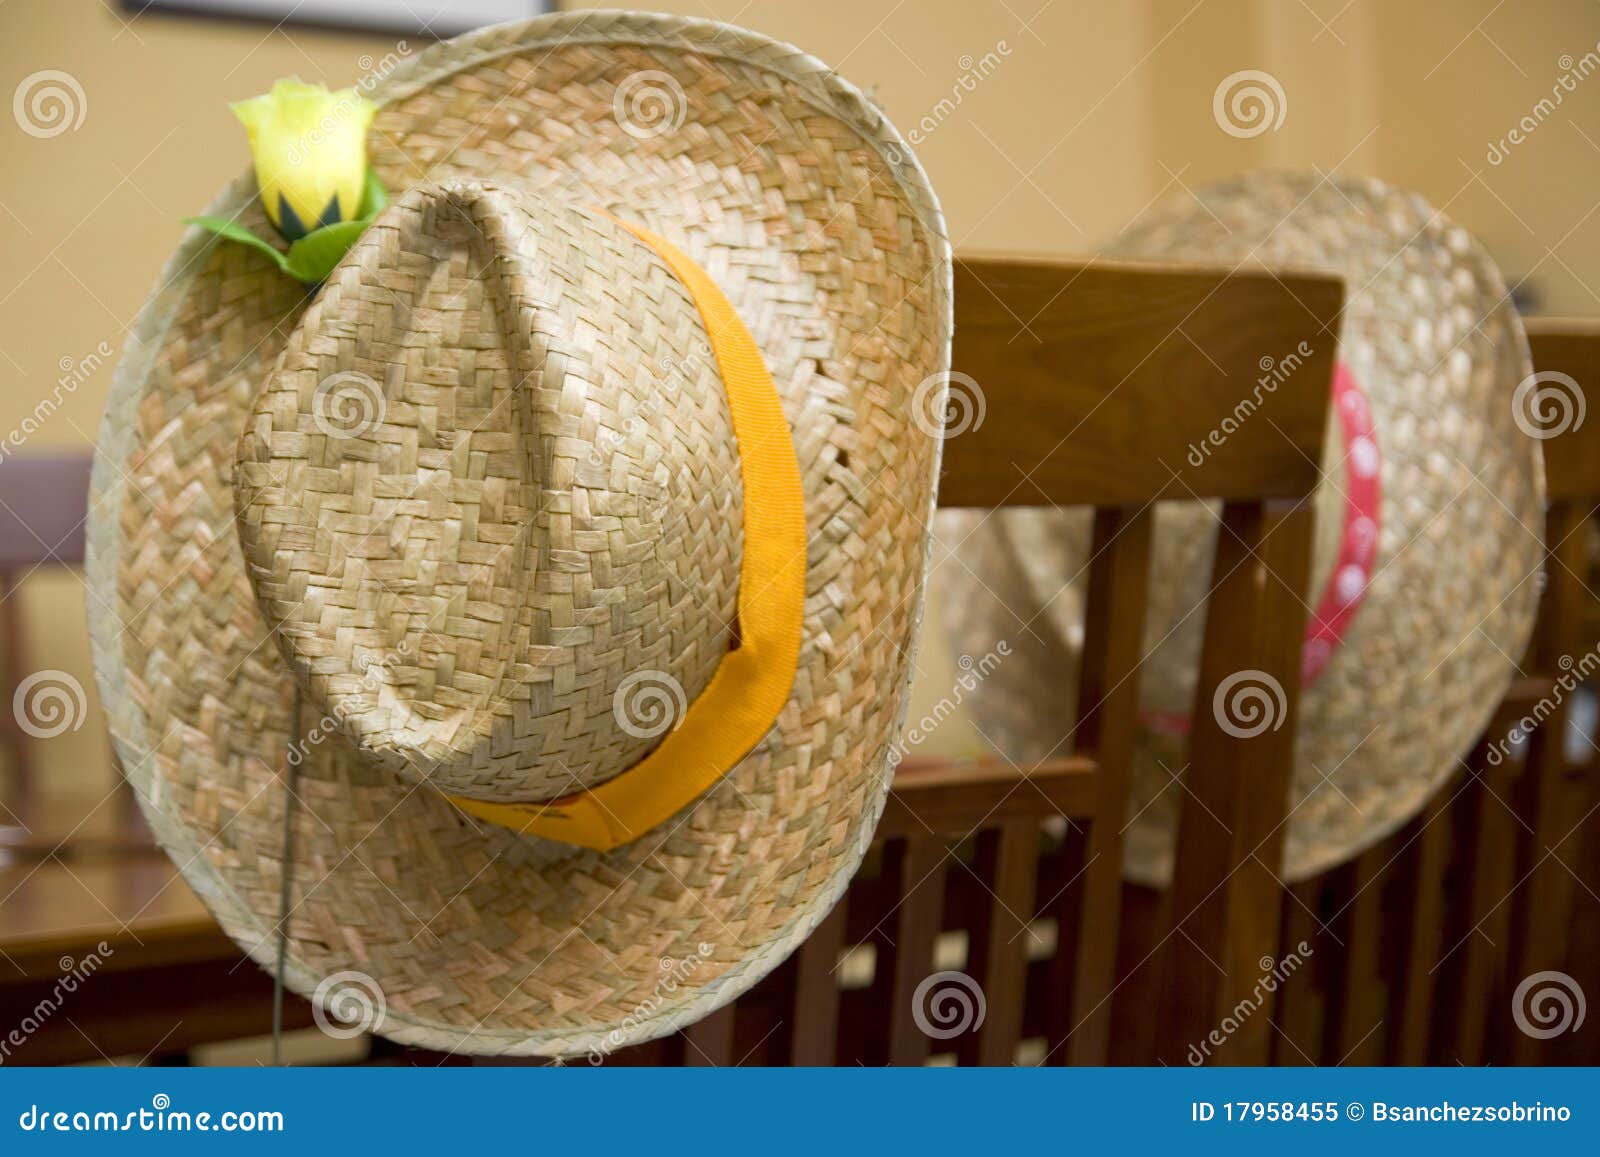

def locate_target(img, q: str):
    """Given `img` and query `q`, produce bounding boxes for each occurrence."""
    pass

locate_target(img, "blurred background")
[5,0,1600,847]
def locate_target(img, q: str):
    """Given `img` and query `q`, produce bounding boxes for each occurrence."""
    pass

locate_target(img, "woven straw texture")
[87,12,951,1057]
[943,172,1543,885]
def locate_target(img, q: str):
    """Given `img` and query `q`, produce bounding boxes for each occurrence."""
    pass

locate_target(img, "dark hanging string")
[272,685,303,1067]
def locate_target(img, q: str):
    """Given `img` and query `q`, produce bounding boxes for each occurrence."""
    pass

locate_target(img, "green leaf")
[284,218,372,284]
[358,169,389,218]
[182,215,288,272]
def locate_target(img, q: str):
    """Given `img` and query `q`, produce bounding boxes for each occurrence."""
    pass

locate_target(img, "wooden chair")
[602,253,1341,1066]
[1,259,1341,1066]
[1269,317,1600,1067]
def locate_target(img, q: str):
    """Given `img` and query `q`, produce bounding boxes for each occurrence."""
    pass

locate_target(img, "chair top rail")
[941,254,1344,509]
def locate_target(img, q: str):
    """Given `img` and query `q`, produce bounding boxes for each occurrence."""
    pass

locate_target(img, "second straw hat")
[942,171,1544,884]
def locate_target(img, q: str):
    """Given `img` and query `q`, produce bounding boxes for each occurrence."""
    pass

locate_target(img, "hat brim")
[940,172,1542,884]
[88,11,950,1057]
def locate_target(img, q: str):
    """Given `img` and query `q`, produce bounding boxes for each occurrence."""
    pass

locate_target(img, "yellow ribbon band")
[445,219,807,852]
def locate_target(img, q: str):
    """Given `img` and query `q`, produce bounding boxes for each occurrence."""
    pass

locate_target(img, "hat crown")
[235,181,743,801]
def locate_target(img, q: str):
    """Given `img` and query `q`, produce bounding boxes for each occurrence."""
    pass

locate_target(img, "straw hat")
[88,12,949,1057]
[941,172,1543,884]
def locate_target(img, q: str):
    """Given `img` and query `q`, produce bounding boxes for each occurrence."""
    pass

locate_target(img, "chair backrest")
[1268,317,1600,1069]
[606,253,1342,1066]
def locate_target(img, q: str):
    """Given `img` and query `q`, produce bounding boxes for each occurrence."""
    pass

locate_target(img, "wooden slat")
[1386,789,1454,1064]
[788,901,846,1065]
[1506,497,1588,1064]
[1273,881,1328,1066]
[976,821,1038,1065]
[880,756,1098,837]
[1155,497,1316,1064]
[1322,849,1387,1064]
[1065,505,1152,1063]
[1451,744,1519,1064]
[942,256,1341,508]
[886,835,949,1066]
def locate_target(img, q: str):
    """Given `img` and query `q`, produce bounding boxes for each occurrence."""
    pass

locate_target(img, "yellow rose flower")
[232,78,376,241]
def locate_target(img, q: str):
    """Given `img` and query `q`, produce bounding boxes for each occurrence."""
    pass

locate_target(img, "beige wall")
[3,0,1598,811]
